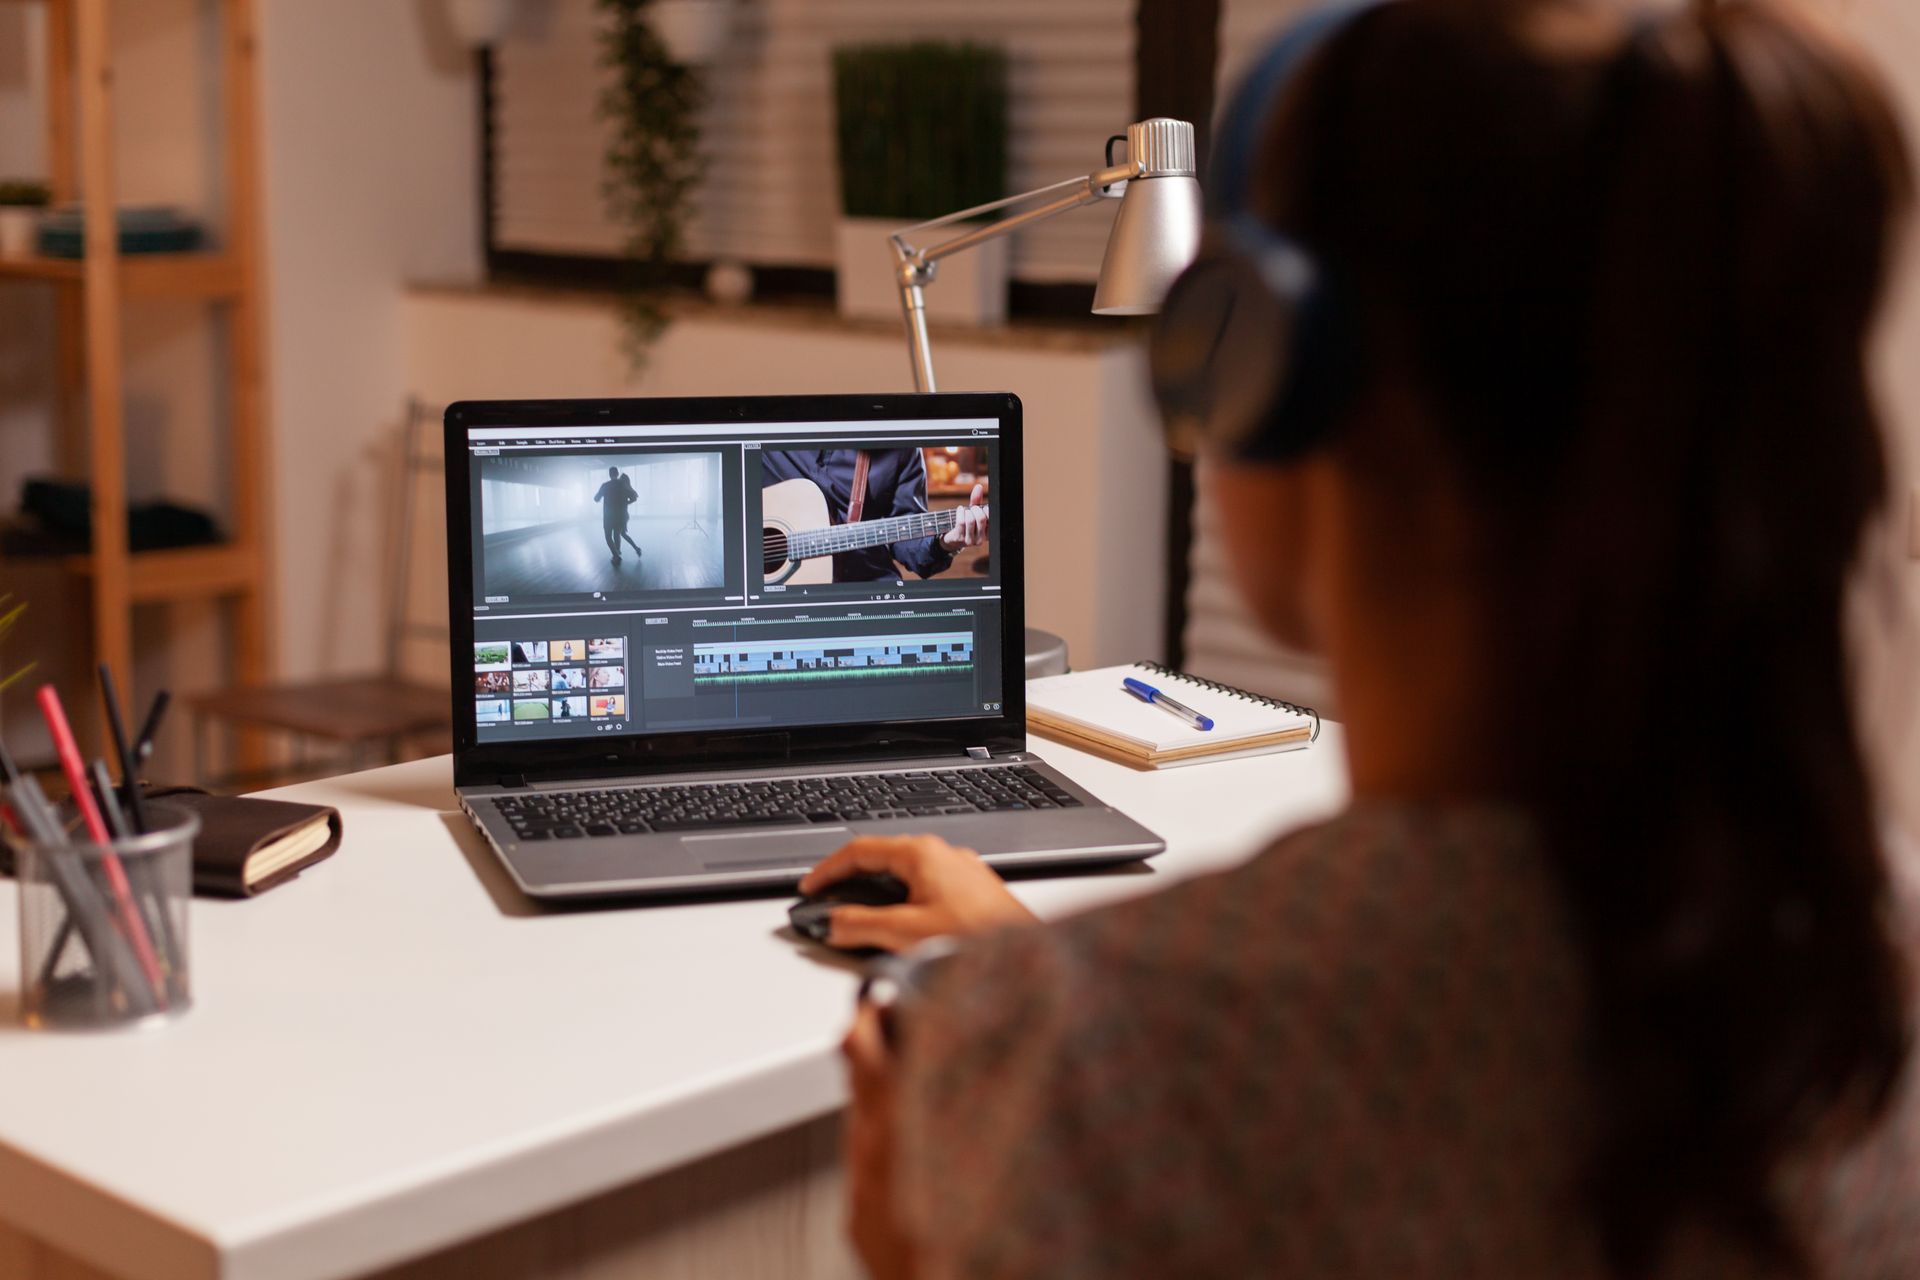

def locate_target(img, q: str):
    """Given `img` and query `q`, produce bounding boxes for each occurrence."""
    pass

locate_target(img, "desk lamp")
[888,117,1202,391]
[884,118,1201,674]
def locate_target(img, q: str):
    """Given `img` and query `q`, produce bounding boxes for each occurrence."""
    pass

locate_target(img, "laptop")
[444,392,1166,900]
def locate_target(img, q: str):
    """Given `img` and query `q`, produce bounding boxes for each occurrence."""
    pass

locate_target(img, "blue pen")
[1123,677,1214,732]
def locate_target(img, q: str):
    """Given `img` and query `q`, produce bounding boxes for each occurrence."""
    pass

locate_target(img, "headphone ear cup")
[1151,248,1290,457]
[1150,228,1364,463]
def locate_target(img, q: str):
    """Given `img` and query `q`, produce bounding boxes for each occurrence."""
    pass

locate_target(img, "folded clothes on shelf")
[2,477,224,555]
[36,204,205,257]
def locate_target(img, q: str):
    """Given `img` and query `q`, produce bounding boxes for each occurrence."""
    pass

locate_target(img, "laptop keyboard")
[494,765,1084,840]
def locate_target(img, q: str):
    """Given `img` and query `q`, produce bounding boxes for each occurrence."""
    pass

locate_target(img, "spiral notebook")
[1026,662,1320,769]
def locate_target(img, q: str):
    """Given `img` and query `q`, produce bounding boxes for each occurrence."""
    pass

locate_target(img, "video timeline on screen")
[627,606,1003,736]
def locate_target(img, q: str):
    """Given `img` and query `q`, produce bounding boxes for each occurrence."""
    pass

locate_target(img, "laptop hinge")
[966,746,992,761]
[498,773,529,789]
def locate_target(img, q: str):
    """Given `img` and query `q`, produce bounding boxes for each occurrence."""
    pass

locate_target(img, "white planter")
[0,207,40,258]
[835,217,1008,328]
[648,0,734,65]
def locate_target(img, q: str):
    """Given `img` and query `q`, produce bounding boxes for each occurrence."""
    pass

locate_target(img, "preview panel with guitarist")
[465,415,1006,742]
[758,447,989,587]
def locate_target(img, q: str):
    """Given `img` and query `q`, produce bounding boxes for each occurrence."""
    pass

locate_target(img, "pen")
[1122,677,1215,732]
[89,759,132,841]
[92,755,184,991]
[133,690,171,770]
[99,666,147,835]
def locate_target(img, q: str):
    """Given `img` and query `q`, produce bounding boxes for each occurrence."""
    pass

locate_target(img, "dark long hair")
[1254,0,1913,1271]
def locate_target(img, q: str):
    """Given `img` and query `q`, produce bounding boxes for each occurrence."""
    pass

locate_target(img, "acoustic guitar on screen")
[761,479,988,585]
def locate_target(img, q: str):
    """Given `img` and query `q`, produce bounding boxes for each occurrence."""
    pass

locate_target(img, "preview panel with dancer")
[759,447,989,586]
[474,450,729,601]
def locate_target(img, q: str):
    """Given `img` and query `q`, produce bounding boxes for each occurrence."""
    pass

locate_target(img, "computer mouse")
[788,872,911,945]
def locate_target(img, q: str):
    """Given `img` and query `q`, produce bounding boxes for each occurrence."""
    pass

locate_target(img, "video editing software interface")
[465,416,1005,743]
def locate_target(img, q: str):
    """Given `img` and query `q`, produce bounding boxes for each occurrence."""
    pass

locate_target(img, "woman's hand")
[801,835,1036,952]
[844,1000,917,1279]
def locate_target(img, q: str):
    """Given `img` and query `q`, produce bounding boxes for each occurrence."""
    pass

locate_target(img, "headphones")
[1150,0,1396,463]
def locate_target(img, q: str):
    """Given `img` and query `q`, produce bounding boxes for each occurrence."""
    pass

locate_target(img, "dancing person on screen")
[760,449,986,583]
[594,466,642,566]
[798,2,1920,1277]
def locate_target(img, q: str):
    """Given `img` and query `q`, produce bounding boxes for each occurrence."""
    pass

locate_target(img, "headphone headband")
[1151,0,1397,463]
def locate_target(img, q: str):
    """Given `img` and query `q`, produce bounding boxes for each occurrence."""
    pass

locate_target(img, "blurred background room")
[0,0,1915,814]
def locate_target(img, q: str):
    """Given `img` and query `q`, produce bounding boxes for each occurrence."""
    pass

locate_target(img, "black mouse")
[789,873,911,945]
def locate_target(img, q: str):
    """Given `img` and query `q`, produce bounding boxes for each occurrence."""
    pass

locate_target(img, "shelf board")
[61,543,262,604]
[0,251,243,299]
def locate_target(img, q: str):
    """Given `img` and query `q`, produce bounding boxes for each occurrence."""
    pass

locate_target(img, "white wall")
[257,0,483,683]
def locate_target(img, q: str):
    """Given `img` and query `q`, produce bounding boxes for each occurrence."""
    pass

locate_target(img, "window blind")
[491,0,1135,280]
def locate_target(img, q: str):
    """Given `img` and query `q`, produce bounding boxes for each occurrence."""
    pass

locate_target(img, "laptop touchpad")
[683,826,853,872]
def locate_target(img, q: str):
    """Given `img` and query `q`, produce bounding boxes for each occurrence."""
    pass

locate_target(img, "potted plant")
[0,181,51,259]
[599,0,707,367]
[832,42,1009,326]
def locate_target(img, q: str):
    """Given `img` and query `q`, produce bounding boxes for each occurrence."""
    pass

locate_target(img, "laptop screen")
[461,414,1006,746]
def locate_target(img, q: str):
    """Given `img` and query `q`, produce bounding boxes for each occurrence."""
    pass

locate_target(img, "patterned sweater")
[893,804,1920,1279]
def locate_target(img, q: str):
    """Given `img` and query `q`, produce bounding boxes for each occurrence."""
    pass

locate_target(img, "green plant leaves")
[833,42,1009,221]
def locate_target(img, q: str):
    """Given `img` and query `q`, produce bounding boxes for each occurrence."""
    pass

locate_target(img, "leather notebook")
[142,786,343,897]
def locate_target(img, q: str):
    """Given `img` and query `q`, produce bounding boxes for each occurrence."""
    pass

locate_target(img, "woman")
[800,0,1920,1276]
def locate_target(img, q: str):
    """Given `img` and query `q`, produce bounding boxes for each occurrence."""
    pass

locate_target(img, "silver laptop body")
[444,393,1164,900]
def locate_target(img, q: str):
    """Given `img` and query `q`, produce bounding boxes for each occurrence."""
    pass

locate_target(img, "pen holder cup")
[11,804,197,1030]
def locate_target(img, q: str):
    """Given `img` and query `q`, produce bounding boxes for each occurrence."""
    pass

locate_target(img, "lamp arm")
[891,164,1133,264]
[891,162,1139,392]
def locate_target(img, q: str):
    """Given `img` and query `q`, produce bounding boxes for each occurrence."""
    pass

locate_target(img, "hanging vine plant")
[598,0,707,369]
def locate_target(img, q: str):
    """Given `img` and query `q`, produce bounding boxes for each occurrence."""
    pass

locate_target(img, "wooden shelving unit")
[0,0,273,745]
[0,251,245,298]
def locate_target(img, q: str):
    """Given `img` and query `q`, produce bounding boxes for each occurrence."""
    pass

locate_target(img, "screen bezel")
[444,393,1026,788]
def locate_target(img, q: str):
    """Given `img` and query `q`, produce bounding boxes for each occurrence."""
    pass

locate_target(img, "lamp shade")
[1092,118,1202,316]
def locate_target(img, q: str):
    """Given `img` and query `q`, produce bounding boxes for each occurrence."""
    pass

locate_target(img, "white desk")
[0,731,1347,1280]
